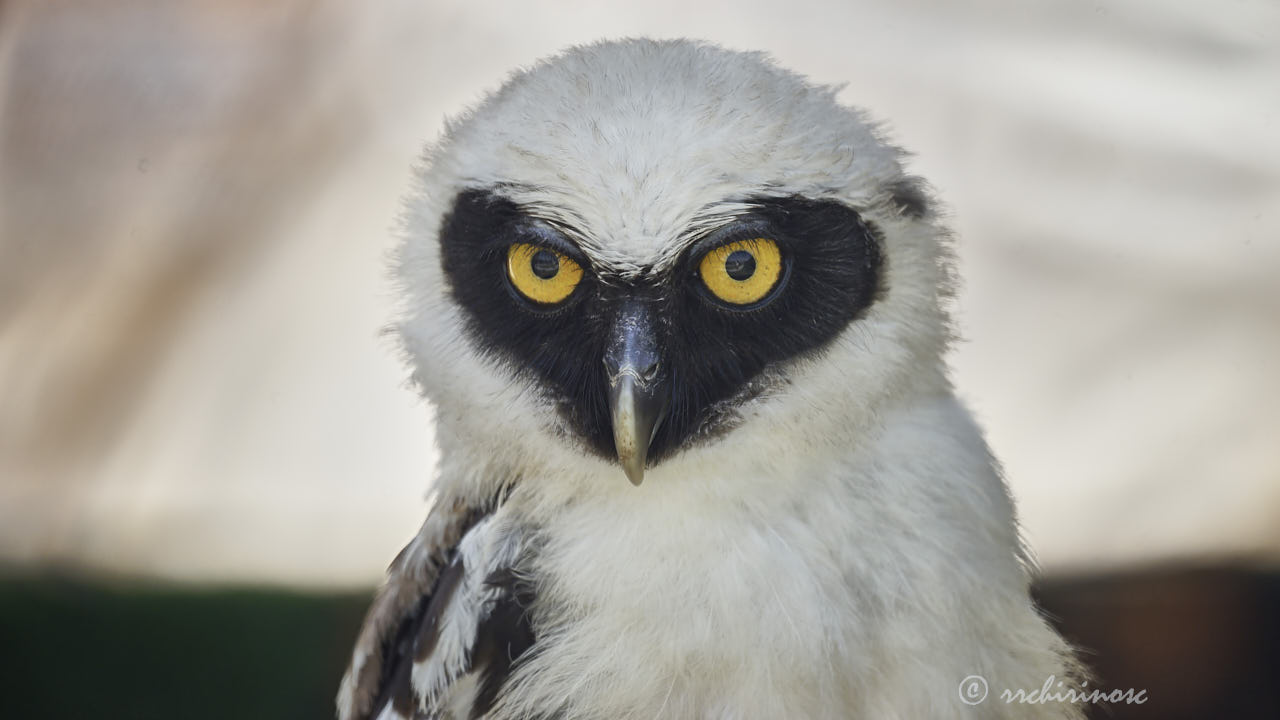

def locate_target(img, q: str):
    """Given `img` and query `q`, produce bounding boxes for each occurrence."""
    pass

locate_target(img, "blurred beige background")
[1,0,1276,587]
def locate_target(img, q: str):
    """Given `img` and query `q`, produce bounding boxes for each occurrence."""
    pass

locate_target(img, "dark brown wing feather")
[337,499,486,720]
[338,486,539,720]
[468,567,538,719]
[371,556,468,719]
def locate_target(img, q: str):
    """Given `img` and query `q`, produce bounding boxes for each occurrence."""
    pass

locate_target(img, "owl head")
[396,39,952,492]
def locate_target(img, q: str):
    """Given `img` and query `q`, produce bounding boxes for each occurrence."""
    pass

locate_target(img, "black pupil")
[724,250,756,281]
[530,249,559,279]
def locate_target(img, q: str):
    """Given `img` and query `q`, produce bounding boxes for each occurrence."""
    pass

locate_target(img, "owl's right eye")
[506,243,583,305]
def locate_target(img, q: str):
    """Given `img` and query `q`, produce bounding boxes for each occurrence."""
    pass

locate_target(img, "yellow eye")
[506,243,583,305]
[698,238,783,306]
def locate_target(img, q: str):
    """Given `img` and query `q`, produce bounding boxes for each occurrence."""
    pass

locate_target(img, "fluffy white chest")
[501,463,875,720]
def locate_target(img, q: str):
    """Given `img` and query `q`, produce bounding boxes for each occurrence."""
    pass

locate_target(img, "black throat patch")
[437,188,883,464]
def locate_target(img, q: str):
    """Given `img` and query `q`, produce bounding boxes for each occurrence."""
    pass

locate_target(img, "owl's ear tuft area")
[885,176,930,220]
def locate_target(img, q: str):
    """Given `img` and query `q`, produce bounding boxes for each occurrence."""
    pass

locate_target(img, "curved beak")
[604,301,670,485]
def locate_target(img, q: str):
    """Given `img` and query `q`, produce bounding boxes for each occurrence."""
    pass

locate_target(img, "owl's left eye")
[506,243,584,305]
[698,238,784,307]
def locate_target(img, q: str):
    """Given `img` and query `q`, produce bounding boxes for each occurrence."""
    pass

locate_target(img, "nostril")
[639,360,660,382]
[603,355,621,377]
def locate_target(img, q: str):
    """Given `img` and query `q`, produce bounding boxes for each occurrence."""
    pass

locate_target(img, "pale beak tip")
[622,461,645,486]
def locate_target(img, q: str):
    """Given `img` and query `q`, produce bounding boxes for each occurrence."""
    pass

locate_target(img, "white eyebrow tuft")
[504,192,769,280]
